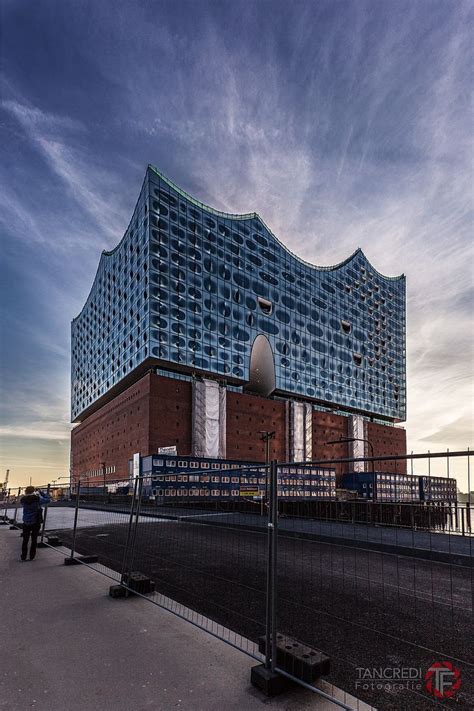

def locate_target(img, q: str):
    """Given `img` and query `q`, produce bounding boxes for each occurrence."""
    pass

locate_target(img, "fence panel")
[7,449,470,708]
[275,452,473,710]
[116,467,270,658]
[0,489,13,525]
[44,479,139,581]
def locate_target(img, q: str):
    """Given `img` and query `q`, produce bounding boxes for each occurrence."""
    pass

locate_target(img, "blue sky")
[1,0,473,490]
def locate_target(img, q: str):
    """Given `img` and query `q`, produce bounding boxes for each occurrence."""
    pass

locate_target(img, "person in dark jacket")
[20,486,50,561]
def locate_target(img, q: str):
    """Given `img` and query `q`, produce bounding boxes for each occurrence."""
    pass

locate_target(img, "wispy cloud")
[0,424,70,441]
[0,0,472,488]
[2,99,129,243]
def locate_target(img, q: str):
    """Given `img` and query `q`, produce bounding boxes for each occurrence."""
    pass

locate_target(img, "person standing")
[20,486,50,561]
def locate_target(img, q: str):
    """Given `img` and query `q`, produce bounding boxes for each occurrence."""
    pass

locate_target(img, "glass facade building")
[71,165,406,424]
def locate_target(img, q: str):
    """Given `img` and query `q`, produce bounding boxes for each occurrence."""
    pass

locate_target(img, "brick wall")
[312,412,349,479]
[71,373,152,483]
[149,375,192,455]
[71,372,193,483]
[367,421,407,474]
[226,391,286,462]
[71,372,407,483]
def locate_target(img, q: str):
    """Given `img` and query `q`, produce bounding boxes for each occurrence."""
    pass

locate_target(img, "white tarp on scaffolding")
[304,403,312,461]
[218,383,226,459]
[348,415,366,472]
[192,379,226,459]
[288,401,312,462]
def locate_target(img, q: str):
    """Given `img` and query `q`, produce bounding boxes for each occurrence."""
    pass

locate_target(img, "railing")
[3,449,473,709]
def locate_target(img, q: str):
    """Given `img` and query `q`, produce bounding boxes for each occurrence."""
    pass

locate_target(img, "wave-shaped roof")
[73,165,404,323]
[146,164,405,281]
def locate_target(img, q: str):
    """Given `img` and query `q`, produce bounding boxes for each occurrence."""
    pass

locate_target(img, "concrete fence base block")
[9,525,18,530]
[37,541,47,548]
[46,536,63,547]
[123,572,155,595]
[64,557,81,566]
[109,584,128,598]
[0,521,8,526]
[78,555,99,564]
[258,634,330,683]
[251,664,293,696]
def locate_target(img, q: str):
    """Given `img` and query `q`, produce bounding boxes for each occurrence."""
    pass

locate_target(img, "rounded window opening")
[257,297,273,316]
[341,319,351,334]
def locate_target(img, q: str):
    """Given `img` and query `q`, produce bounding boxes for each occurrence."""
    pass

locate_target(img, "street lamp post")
[260,431,276,466]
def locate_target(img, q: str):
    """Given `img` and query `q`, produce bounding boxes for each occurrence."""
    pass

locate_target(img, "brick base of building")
[71,372,407,484]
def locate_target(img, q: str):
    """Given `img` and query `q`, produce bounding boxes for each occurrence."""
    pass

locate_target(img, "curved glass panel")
[71,166,406,423]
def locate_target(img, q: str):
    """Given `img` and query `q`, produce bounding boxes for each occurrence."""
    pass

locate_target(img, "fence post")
[6,488,11,521]
[10,488,21,529]
[270,459,278,673]
[120,476,139,586]
[265,463,273,670]
[264,460,278,671]
[70,479,81,559]
[1,489,11,524]
[126,475,144,580]
[39,484,51,544]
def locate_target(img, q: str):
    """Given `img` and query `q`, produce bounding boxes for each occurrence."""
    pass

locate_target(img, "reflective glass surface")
[71,166,406,422]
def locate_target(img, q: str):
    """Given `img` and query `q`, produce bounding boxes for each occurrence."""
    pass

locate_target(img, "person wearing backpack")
[20,486,50,561]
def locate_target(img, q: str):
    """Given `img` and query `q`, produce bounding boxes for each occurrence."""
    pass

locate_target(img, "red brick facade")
[367,421,407,474]
[71,372,407,484]
[148,375,193,456]
[226,391,286,462]
[71,372,192,482]
[312,412,349,478]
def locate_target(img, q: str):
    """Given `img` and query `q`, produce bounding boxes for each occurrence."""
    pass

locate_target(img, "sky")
[0,0,473,491]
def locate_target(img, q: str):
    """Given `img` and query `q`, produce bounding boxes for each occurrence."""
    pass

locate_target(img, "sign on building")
[240,485,261,498]
[158,446,178,455]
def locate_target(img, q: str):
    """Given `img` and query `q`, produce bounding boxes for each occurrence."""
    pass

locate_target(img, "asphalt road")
[40,500,474,558]
[50,515,474,710]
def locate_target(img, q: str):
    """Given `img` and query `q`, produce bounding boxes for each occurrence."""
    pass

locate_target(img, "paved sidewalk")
[0,529,366,711]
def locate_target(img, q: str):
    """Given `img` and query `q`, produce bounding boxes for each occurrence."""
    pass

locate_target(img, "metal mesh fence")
[123,477,268,658]
[5,449,472,709]
[45,474,270,660]
[275,452,473,710]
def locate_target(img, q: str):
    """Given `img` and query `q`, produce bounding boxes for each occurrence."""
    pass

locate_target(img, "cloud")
[0,0,472,488]
[2,99,129,242]
[0,425,70,441]
[123,4,473,488]
[419,416,474,446]
[2,100,84,133]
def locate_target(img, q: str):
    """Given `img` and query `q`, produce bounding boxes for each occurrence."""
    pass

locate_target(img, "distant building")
[341,472,457,502]
[457,490,474,503]
[71,166,407,485]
